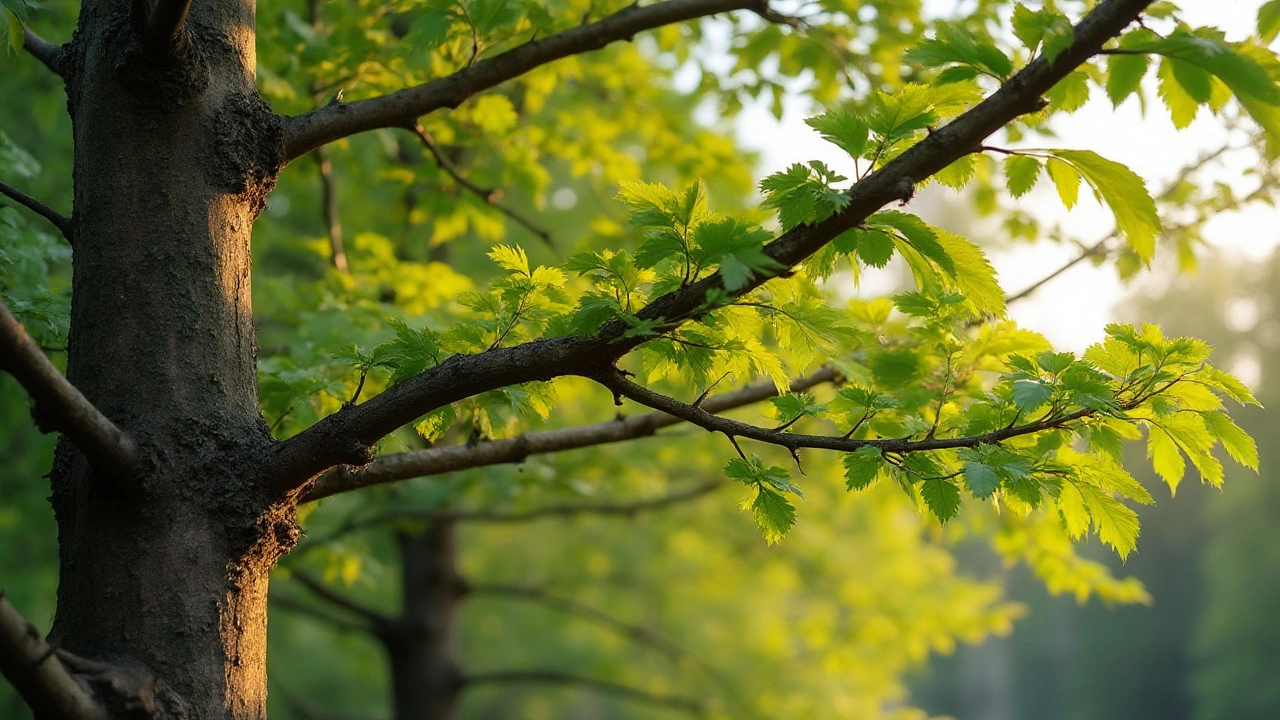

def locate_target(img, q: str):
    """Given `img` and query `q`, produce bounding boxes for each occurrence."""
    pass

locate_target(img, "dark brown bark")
[44,0,289,716]
[384,523,464,720]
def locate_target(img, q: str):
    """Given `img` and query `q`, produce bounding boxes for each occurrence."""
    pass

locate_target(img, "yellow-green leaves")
[1114,27,1280,142]
[726,455,801,544]
[1050,150,1161,261]
[869,211,1005,316]
[803,106,869,158]
[904,23,1013,80]
[1011,5,1074,63]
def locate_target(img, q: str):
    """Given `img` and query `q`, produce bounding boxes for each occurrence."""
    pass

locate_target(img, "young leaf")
[1051,150,1160,261]
[1107,52,1151,105]
[843,447,885,491]
[805,106,870,158]
[749,486,797,545]
[921,478,962,522]
[1005,155,1042,197]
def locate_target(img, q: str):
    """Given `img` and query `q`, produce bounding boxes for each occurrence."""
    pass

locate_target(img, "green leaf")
[749,486,796,545]
[854,229,896,268]
[904,23,1013,80]
[1047,71,1091,113]
[1011,5,1074,63]
[3,8,21,53]
[1107,52,1151,105]
[414,405,457,442]
[1045,158,1081,208]
[1011,379,1053,412]
[1077,484,1141,559]
[488,244,530,275]
[1147,424,1187,494]
[1202,410,1259,471]
[1157,57,1202,128]
[1200,365,1261,406]
[1005,155,1042,197]
[843,446,885,490]
[921,478,961,522]
[805,106,870,158]
[1052,150,1160,261]
[1261,0,1280,42]
[962,461,1000,499]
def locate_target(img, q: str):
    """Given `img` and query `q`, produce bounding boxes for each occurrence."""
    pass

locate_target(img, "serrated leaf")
[1107,52,1151,105]
[1201,410,1259,471]
[749,486,796,545]
[488,244,530,275]
[843,446,884,490]
[1012,5,1074,63]
[1011,379,1053,412]
[962,461,1000,499]
[904,23,1012,80]
[1077,484,1141,559]
[1045,158,1081,208]
[1147,424,1186,494]
[1005,155,1042,197]
[805,106,870,158]
[921,477,961,522]
[1052,150,1160,261]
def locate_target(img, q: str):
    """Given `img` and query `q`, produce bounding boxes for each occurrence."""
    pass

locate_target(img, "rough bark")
[45,0,289,716]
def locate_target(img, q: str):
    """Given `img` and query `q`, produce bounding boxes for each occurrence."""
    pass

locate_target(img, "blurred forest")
[3,0,1280,718]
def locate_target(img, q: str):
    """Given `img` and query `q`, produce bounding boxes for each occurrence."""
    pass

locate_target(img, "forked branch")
[272,0,1156,492]
[0,301,138,473]
[303,367,837,501]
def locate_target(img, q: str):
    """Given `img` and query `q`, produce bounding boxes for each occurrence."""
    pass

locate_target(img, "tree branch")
[271,0,1155,492]
[303,367,837,501]
[22,28,63,77]
[132,0,194,50]
[281,0,761,161]
[270,594,379,636]
[310,481,724,548]
[408,123,554,248]
[0,301,138,473]
[0,179,72,240]
[466,583,697,668]
[595,367,1105,455]
[462,669,703,715]
[314,147,349,273]
[0,593,106,720]
[286,571,394,631]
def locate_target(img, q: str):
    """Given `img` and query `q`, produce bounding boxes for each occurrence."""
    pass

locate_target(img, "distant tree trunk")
[46,0,287,716]
[384,523,464,720]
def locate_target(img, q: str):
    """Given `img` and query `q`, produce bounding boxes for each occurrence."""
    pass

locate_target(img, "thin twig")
[408,124,555,248]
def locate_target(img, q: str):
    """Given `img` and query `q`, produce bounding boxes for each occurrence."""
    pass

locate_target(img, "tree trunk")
[385,523,464,720]
[45,0,288,717]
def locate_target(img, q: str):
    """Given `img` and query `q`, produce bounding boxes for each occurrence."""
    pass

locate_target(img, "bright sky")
[729,1,1277,354]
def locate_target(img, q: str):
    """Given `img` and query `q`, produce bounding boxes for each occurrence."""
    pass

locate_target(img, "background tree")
[0,0,1275,718]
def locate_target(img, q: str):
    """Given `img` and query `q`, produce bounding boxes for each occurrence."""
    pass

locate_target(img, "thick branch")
[281,0,759,160]
[303,367,837,501]
[462,669,703,715]
[0,593,106,720]
[408,124,554,247]
[22,28,63,77]
[272,0,1155,491]
[0,301,138,473]
[0,179,72,240]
